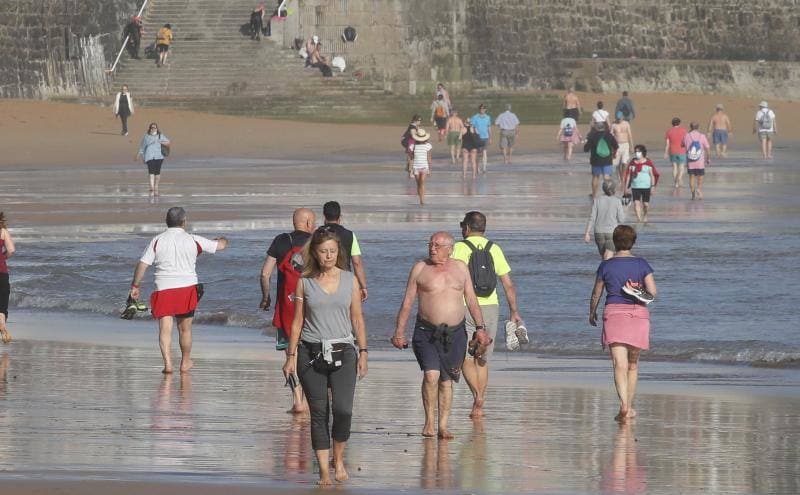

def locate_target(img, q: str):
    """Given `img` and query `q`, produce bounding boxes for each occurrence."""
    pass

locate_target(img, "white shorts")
[413,167,429,176]
[614,142,630,167]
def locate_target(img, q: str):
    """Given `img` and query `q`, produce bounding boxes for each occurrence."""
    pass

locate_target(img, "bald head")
[293,207,316,233]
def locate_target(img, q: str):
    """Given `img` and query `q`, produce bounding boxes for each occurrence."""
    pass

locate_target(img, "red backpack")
[272,236,304,333]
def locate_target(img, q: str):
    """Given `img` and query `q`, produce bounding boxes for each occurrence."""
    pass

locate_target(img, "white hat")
[759,100,768,108]
[411,128,430,142]
[312,35,319,43]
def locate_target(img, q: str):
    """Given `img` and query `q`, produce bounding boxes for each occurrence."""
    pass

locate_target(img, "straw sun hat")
[412,128,430,142]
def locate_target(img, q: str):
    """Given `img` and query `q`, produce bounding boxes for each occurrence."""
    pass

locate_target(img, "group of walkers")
[120,200,655,485]
[122,15,173,67]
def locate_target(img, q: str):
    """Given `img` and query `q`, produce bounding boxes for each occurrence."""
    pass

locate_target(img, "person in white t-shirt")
[556,110,583,162]
[411,128,433,206]
[591,101,611,131]
[129,207,228,373]
[753,101,777,159]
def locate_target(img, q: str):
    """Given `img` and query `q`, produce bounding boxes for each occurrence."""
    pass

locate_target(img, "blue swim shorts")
[669,154,687,165]
[713,129,729,145]
[591,164,613,177]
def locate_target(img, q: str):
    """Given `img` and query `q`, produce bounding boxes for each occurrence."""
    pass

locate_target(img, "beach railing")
[106,0,150,75]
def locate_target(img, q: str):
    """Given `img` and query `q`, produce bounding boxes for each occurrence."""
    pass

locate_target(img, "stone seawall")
[0,0,137,98]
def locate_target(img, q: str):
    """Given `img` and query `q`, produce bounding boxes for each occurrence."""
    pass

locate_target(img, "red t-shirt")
[665,126,688,155]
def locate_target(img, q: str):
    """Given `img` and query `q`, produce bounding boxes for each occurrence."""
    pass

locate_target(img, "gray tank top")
[301,270,354,343]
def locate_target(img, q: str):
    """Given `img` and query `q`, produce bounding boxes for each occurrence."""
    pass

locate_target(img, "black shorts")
[434,116,447,130]
[0,272,9,318]
[632,188,651,203]
[146,159,163,175]
[156,43,169,53]
[565,108,579,120]
[412,315,467,382]
[688,168,705,176]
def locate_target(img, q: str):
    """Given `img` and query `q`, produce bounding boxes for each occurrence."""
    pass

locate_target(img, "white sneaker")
[504,320,520,351]
[515,320,529,345]
[622,284,654,305]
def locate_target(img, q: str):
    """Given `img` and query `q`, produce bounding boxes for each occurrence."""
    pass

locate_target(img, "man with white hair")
[495,104,520,164]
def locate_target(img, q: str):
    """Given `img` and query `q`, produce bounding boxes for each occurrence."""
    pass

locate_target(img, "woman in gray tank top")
[282,226,368,486]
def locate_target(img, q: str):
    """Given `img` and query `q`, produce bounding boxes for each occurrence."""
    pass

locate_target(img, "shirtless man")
[563,88,582,121]
[707,104,732,158]
[611,112,634,182]
[391,231,489,439]
[445,110,465,164]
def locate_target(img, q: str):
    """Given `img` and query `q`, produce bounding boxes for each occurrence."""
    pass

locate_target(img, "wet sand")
[2,313,799,494]
[2,96,800,494]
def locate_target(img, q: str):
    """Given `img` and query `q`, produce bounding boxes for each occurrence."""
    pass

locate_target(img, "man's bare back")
[445,115,464,133]
[710,112,731,131]
[564,91,581,110]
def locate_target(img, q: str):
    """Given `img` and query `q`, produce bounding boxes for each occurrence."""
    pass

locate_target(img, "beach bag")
[595,136,611,158]
[272,234,304,333]
[159,133,170,157]
[686,138,703,162]
[342,26,357,42]
[563,123,574,137]
[463,239,496,298]
[758,110,773,130]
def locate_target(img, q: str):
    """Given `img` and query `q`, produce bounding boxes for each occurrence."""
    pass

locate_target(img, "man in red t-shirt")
[663,117,688,188]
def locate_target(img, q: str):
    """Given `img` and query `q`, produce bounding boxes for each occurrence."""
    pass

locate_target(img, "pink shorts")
[150,285,199,318]
[602,303,650,350]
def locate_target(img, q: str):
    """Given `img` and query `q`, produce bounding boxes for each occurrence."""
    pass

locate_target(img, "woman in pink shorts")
[588,225,657,423]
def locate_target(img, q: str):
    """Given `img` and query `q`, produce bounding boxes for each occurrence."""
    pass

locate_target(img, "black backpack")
[463,239,496,297]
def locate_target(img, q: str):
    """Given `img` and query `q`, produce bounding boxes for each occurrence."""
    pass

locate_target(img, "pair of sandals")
[504,320,529,351]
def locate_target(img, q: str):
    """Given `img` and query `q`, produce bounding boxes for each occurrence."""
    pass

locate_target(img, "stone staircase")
[113,0,389,120]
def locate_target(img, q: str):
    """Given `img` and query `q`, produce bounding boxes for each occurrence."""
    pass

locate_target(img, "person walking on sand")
[430,94,450,142]
[470,104,492,173]
[585,181,625,260]
[445,109,464,164]
[614,91,636,122]
[260,207,316,414]
[664,117,687,189]
[155,23,173,67]
[589,225,657,423]
[129,207,228,373]
[611,111,633,182]
[753,101,777,159]
[0,212,16,344]
[281,226,368,486]
[461,119,480,179]
[322,201,368,301]
[113,84,134,136]
[401,114,422,178]
[591,101,611,130]
[434,82,452,109]
[707,104,732,158]
[135,122,170,195]
[683,122,711,200]
[452,211,524,418]
[495,104,520,165]
[563,87,582,121]
[623,145,660,223]
[410,128,433,206]
[557,109,582,162]
[584,122,618,199]
[391,231,489,438]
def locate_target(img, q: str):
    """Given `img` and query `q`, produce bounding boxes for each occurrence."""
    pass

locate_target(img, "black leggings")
[298,342,357,450]
[0,272,9,318]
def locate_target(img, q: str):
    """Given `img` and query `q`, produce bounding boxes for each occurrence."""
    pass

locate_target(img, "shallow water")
[4,151,800,368]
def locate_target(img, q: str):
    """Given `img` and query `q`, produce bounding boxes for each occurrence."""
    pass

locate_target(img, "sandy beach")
[1,94,800,494]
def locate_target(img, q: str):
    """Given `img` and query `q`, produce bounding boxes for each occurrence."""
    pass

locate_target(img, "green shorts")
[276,327,289,350]
[447,131,461,146]
[669,154,687,165]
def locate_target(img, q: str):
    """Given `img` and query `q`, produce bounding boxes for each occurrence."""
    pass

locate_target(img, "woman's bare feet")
[1,329,11,344]
[179,359,193,373]
[469,398,484,418]
[317,475,333,486]
[422,423,436,437]
[614,405,630,423]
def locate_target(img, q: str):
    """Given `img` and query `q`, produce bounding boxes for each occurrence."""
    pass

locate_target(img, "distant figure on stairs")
[123,16,143,59]
[155,24,173,67]
[250,4,266,40]
[306,35,333,77]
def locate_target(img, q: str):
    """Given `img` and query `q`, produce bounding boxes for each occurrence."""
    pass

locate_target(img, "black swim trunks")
[411,315,467,382]
[565,108,579,120]
[146,159,163,175]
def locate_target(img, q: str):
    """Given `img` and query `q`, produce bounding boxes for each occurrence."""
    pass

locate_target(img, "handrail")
[107,0,150,74]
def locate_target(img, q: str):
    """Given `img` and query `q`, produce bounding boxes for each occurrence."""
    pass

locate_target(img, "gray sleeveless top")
[301,270,354,343]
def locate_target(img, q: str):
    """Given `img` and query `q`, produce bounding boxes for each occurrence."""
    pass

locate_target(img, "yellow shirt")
[157,28,173,45]
[451,235,510,305]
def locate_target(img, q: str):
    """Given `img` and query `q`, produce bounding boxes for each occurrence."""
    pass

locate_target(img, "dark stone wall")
[0,0,138,98]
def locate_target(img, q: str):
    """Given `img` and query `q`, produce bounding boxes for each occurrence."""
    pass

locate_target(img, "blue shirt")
[470,113,492,139]
[596,256,653,305]
[138,132,169,162]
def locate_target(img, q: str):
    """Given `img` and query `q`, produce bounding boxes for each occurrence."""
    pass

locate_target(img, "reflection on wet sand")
[601,424,647,494]
[421,437,453,489]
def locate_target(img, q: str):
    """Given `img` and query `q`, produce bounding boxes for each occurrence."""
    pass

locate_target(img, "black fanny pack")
[302,341,350,372]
